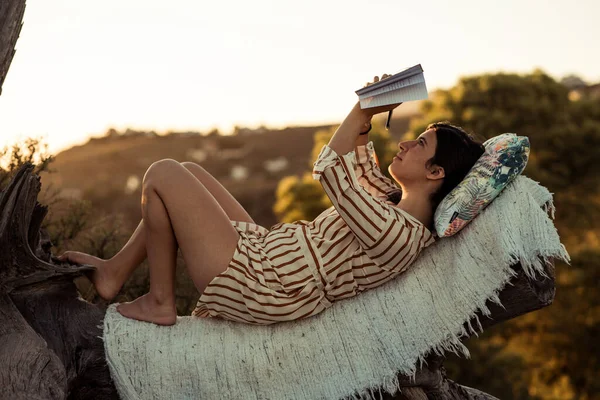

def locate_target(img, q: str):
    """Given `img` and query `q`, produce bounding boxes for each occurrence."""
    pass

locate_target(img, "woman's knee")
[180,161,200,173]
[180,161,198,167]
[180,161,204,173]
[143,159,181,187]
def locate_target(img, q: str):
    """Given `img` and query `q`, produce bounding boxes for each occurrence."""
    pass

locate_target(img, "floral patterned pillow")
[434,133,530,238]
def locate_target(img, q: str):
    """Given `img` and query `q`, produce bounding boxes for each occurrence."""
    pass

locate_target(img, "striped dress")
[192,140,437,324]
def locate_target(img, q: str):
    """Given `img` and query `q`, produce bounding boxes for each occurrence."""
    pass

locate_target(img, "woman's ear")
[427,165,445,180]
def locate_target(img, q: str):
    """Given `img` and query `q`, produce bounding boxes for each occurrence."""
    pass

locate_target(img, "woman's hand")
[363,73,392,88]
[359,73,403,118]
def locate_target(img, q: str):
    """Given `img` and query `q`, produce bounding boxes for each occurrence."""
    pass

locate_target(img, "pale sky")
[0,0,598,156]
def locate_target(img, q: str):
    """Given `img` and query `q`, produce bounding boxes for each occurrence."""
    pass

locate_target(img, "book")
[355,64,429,129]
[355,64,429,108]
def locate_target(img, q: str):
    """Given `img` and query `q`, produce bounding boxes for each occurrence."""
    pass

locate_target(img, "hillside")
[39,114,416,231]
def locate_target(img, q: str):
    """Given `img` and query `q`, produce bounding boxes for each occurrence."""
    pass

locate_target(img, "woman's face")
[389,128,439,184]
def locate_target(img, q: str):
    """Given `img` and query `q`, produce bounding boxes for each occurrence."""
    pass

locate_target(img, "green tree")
[408,69,600,400]
[409,70,600,194]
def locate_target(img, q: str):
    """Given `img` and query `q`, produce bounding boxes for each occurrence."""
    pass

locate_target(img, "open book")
[355,64,429,128]
[355,64,429,108]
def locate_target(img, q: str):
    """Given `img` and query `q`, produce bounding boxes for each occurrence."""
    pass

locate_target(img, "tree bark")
[0,163,118,399]
[0,0,26,95]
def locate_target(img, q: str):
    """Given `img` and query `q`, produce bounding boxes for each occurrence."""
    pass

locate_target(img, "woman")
[57,76,485,326]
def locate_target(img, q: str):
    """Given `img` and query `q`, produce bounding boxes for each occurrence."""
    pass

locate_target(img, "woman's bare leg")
[116,159,240,325]
[62,161,255,301]
[114,176,179,325]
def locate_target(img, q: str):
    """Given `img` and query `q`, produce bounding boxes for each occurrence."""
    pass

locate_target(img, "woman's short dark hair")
[386,122,485,211]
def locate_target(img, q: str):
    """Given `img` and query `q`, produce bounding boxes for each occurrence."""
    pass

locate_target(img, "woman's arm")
[327,102,372,157]
[355,125,370,147]
[312,144,434,272]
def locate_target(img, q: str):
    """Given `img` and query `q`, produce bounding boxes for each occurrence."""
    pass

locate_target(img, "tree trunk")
[0,163,118,399]
[0,0,25,95]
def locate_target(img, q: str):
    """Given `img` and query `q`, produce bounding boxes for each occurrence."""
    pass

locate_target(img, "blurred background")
[1,1,598,398]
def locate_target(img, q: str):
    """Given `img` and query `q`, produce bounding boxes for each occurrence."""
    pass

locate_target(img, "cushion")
[434,133,530,237]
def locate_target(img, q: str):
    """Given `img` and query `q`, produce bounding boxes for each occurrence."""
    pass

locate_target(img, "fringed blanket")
[102,175,570,400]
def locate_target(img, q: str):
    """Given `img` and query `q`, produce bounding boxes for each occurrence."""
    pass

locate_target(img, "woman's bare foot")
[116,293,177,326]
[56,251,124,301]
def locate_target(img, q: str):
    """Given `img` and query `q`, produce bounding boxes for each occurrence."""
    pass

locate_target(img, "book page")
[359,81,428,108]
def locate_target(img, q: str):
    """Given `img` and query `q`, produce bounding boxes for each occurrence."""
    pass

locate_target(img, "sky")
[0,0,598,156]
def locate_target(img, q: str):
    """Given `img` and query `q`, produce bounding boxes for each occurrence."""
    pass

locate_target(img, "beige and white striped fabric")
[192,141,436,324]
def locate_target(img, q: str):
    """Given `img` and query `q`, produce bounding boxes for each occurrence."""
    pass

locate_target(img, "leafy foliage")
[408,70,600,198]
[408,70,600,400]
[0,136,55,189]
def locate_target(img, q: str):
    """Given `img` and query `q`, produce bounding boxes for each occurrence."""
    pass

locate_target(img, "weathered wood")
[0,292,67,400]
[1,162,556,400]
[0,163,118,399]
[0,0,26,95]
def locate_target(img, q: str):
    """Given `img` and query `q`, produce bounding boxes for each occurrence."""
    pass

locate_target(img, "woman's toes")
[59,251,104,267]
[58,251,123,301]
